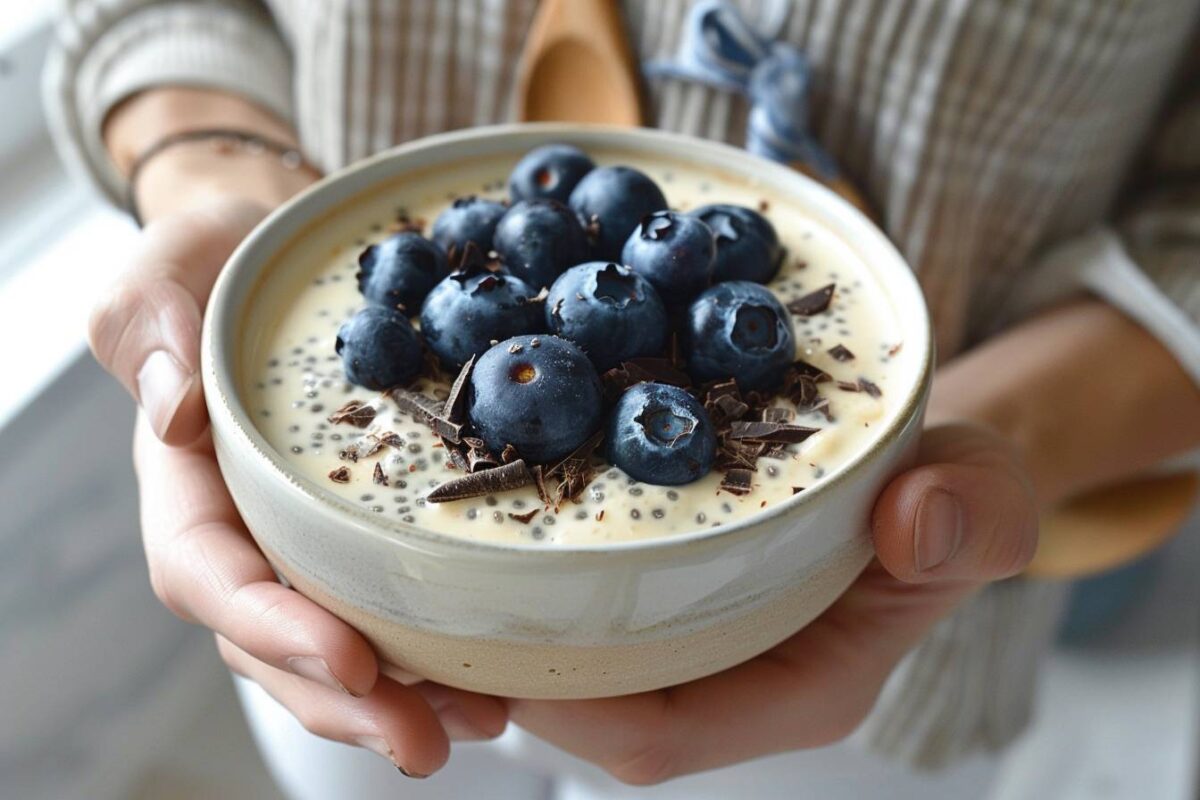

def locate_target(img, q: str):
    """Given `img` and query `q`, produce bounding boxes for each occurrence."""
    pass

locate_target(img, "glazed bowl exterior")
[202,124,932,699]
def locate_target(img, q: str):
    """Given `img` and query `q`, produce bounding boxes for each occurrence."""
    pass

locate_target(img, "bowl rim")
[202,122,933,558]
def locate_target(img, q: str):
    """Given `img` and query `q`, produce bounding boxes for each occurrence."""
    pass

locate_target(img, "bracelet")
[124,128,318,227]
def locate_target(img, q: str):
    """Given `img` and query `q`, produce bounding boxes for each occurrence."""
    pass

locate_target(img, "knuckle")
[147,558,191,620]
[87,282,145,368]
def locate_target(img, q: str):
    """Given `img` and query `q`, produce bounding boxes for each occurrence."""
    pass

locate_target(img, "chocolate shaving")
[719,469,754,496]
[859,379,883,398]
[389,388,442,425]
[441,437,471,471]
[761,407,795,423]
[828,344,855,362]
[787,283,835,317]
[465,439,499,472]
[792,360,832,383]
[792,486,805,494]
[373,462,389,486]
[887,343,904,357]
[596,509,605,522]
[442,355,474,426]
[530,465,551,506]
[716,439,765,471]
[728,421,821,444]
[426,459,533,503]
[327,400,376,428]
[537,430,604,506]
[339,434,384,463]
[508,509,539,524]
[837,380,862,392]
[500,443,520,464]
[712,393,750,422]
[328,466,351,484]
[379,432,405,449]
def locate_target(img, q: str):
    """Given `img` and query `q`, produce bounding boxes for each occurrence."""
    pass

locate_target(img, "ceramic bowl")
[202,124,932,699]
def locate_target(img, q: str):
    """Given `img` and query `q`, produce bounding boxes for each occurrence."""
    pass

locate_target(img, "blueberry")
[508,144,595,203]
[621,210,715,307]
[685,281,795,391]
[357,232,447,313]
[493,199,590,289]
[420,270,543,369]
[468,335,604,463]
[607,383,716,485]
[430,196,507,257]
[568,166,668,260]
[335,306,423,390]
[545,262,669,372]
[691,204,784,284]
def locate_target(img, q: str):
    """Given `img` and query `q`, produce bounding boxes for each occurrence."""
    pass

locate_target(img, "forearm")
[928,298,1200,507]
[104,88,318,223]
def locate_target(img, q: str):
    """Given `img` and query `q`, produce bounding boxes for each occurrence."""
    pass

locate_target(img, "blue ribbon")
[644,0,839,179]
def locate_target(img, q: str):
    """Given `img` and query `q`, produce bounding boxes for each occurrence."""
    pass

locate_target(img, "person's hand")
[92,196,508,777]
[506,422,1038,785]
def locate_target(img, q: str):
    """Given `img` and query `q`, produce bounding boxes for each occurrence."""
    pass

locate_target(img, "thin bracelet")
[124,128,319,227]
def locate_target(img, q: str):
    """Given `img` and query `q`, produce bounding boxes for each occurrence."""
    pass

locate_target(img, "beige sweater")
[43,0,1200,768]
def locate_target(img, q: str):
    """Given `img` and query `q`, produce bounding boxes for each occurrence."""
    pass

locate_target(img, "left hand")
[507,422,1038,785]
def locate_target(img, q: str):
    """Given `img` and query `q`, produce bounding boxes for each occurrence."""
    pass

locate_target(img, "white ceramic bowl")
[202,124,932,699]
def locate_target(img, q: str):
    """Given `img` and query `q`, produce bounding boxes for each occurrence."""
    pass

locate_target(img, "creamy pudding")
[243,151,907,546]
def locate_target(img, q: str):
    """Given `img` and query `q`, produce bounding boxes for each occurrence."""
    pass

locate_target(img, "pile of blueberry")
[336,144,795,488]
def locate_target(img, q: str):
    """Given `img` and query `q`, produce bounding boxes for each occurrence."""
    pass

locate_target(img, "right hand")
[92,196,507,777]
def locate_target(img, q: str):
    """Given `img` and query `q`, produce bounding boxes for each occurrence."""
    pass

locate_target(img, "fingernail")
[354,735,426,778]
[439,705,492,741]
[287,656,355,696]
[914,489,963,572]
[136,350,193,438]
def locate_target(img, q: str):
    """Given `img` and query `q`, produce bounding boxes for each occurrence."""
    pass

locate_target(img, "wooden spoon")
[1026,472,1198,579]
[516,0,642,126]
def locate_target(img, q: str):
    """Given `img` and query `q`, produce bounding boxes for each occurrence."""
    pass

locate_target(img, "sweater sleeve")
[999,39,1200,387]
[43,0,294,205]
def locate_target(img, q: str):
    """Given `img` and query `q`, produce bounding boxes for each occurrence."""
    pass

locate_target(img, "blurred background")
[0,3,1198,799]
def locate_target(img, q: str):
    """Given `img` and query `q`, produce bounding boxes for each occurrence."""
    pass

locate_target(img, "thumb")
[88,198,267,445]
[870,423,1039,584]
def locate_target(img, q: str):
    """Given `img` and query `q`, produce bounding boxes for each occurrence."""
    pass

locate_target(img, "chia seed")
[631,509,641,520]
[629,487,643,496]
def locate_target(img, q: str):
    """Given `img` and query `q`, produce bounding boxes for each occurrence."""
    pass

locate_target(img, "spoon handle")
[516,0,643,126]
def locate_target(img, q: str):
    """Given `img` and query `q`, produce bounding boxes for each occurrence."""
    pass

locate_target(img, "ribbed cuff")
[44,2,294,205]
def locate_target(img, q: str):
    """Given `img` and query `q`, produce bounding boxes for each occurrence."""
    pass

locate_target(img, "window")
[0,6,137,427]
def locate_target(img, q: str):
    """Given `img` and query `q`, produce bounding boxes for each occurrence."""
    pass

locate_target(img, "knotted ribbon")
[644,0,839,179]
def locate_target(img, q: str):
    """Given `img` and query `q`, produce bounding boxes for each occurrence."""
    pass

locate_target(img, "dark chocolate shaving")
[761,407,795,423]
[327,400,376,428]
[792,359,832,383]
[859,379,883,398]
[500,444,520,464]
[719,469,754,496]
[728,421,821,444]
[426,459,533,503]
[328,466,351,483]
[379,432,405,449]
[828,344,855,362]
[792,486,805,494]
[837,380,862,392]
[442,355,474,427]
[441,437,470,471]
[373,462,388,486]
[787,283,835,317]
[508,509,539,524]
[388,388,442,425]
[537,430,605,507]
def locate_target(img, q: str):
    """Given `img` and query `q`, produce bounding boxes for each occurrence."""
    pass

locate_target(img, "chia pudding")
[243,149,905,546]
